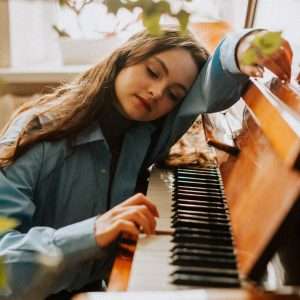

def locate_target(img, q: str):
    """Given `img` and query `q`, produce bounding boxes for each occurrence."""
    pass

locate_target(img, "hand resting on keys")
[94,193,159,247]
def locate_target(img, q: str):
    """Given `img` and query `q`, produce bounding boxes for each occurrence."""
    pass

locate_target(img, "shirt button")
[101,169,107,174]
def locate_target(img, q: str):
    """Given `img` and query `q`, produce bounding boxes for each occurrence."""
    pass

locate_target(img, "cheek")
[157,99,178,116]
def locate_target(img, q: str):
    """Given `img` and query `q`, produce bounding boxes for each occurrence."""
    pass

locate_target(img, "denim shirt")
[0,30,250,298]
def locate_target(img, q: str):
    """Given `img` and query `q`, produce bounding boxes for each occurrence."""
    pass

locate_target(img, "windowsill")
[0,64,91,83]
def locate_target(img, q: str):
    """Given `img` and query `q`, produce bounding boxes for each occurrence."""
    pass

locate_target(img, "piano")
[74,24,300,300]
[102,74,300,300]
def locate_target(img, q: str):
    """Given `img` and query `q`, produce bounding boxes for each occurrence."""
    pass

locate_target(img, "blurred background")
[0,0,299,129]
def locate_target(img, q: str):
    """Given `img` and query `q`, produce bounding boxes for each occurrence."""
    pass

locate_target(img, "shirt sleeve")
[183,29,258,114]
[0,143,107,297]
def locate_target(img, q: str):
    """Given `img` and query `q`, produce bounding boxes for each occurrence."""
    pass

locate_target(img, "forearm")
[0,218,111,298]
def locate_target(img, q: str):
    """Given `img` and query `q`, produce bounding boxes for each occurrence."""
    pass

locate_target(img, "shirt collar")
[72,122,105,147]
[72,121,157,147]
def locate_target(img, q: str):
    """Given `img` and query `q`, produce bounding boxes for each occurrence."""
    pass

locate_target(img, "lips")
[135,95,152,112]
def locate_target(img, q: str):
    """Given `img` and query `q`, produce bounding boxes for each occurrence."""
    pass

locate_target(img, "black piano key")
[177,173,220,181]
[172,203,227,214]
[172,199,225,209]
[172,212,228,222]
[173,226,231,238]
[174,192,223,200]
[175,187,223,197]
[171,254,237,269]
[172,196,226,208]
[172,266,239,278]
[171,273,240,287]
[171,242,234,254]
[177,168,218,175]
[172,233,233,246]
[176,180,222,192]
[171,247,236,259]
[176,179,221,188]
[173,218,230,231]
[172,216,230,231]
[175,172,220,179]
[173,209,229,219]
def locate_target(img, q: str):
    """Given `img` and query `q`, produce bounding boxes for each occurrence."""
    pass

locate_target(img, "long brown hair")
[0,27,209,167]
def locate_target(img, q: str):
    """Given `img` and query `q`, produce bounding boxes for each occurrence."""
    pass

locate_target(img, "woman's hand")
[94,193,159,248]
[236,30,293,82]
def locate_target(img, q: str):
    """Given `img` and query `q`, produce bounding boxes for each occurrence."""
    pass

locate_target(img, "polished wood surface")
[243,80,300,169]
[106,242,136,292]
[269,78,300,116]
[225,82,300,279]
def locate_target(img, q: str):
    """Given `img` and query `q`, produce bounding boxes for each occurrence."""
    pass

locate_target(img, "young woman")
[0,27,291,299]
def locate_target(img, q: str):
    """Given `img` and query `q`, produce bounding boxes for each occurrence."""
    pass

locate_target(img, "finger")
[135,205,157,233]
[115,206,153,235]
[116,219,139,240]
[130,209,152,234]
[121,193,159,217]
[240,65,264,78]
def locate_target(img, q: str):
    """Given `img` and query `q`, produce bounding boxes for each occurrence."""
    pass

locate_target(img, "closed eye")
[168,90,180,102]
[147,67,159,79]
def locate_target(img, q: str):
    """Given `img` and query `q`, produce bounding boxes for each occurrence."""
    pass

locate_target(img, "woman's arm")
[185,30,254,114]
[0,140,159,298]
[0,143,105,297]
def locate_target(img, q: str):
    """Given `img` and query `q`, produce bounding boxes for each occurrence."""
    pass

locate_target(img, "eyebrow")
[153,56,188,93]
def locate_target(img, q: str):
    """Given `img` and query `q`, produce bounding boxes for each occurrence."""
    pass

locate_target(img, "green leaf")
[252,31,283,55]
[0,217,19,234]
[142,12,161,35]
[240,47,258,65]
[0,257,7,289]
[103,0,125,14]
[176,10,190,33]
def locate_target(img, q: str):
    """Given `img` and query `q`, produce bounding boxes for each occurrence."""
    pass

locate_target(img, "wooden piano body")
[105,76,300,299]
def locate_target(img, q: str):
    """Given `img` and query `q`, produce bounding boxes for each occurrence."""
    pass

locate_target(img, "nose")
[148,82,164,101]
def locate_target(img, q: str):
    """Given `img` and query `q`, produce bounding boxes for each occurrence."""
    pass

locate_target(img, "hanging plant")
[56,0,193,36]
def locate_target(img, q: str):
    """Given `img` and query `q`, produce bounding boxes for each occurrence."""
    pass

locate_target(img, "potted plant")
[53,0,193,65]
[53,0,127,65]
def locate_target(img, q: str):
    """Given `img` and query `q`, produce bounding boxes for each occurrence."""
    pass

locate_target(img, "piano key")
[176,176,221,185]
[174,206,228,216]
[171,214,230,227]
[174,191,224,200]
[172,203,227,214]
[171,242,234,253]
[171,247,236,259]
[177,168,218,174]
[172,199,225,208]
[175,185,223,195]
[172,233,233,246]
[172,213,229,223]
[176,180,222,191]
[171,273,240,287]
[171,254,237,269]
[173,226,231,237]
[172,265,239,278]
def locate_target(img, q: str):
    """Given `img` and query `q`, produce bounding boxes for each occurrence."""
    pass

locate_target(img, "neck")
[98,99,133,142]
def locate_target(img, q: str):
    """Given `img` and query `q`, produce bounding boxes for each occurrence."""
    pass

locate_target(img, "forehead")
[149,48,198,89]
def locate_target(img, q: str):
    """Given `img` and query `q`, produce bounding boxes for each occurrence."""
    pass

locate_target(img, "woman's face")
[114,48,198,122]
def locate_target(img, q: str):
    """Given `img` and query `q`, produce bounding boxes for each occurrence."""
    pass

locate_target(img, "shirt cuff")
[53,217,101,263]
[220,29,259,74]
